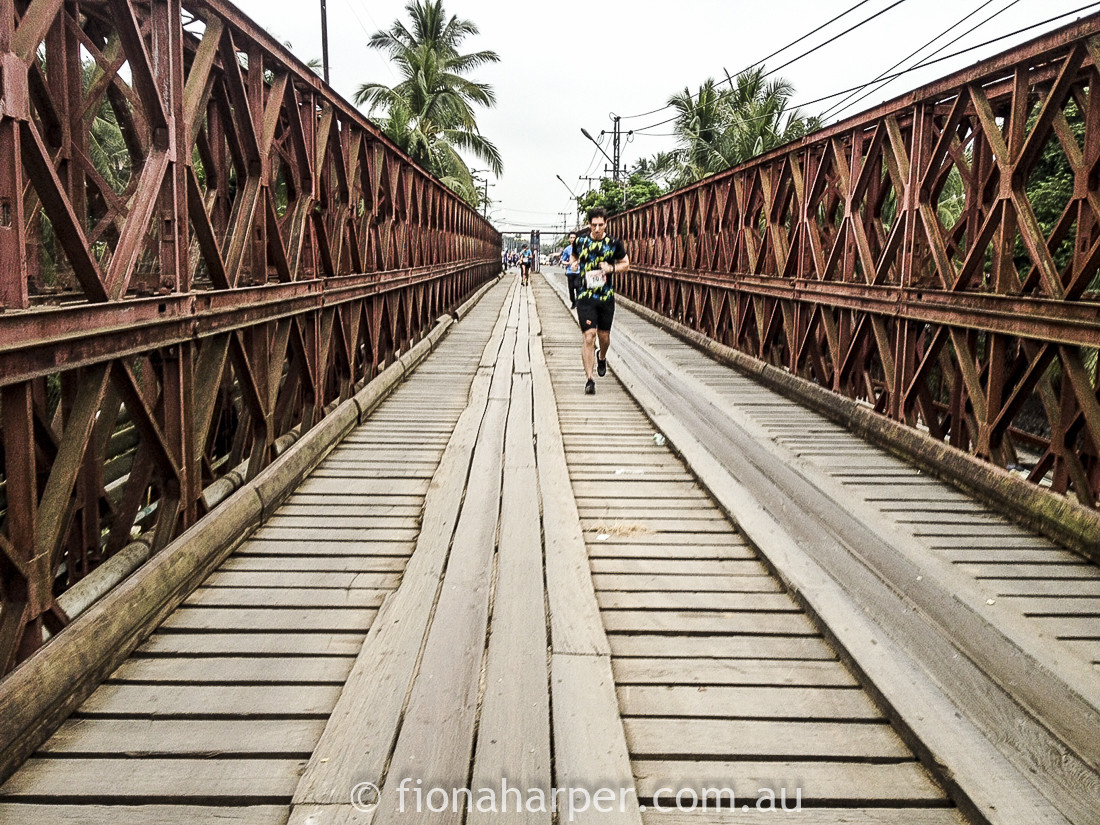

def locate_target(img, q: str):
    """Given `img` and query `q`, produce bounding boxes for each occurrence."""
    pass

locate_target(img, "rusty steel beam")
[612,11,1100,508]
[0,0,499,675]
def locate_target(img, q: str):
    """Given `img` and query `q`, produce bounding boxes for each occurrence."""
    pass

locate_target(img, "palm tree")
[640,67,822,190]
[354,0,502,204]
[667,79,735,185]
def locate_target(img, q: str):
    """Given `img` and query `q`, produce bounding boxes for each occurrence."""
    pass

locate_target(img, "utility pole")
[319,0,330,84]
[611,115,622,184]
[471,170,492,218]
[581,118,631,209]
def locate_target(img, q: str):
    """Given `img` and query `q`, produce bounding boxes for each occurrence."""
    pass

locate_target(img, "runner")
[519,245,533,286]
[560,231,580,308]
[570,207,628,395]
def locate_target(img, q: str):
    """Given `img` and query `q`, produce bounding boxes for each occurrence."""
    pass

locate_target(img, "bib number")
[585,270,606,289]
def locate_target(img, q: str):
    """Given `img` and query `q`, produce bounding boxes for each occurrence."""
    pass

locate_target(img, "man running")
[519,244,533,286]
[560,231,580,308]
[570,207,628,395]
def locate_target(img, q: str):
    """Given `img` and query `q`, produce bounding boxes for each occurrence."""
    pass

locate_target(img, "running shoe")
[597,357,607,377]
[584,379,596,395]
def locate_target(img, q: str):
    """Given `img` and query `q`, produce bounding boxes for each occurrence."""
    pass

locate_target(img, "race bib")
[585,270,606,289]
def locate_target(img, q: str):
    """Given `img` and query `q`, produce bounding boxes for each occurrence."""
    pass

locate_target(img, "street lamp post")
[556,174,581,227]
[581,119,631,209]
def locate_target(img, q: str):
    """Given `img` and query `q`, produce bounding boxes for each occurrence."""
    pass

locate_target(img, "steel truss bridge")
[0,2,1098,824]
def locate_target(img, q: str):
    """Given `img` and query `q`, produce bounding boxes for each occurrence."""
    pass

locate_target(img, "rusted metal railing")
[0,0,499,674]
[613,12,1100,509]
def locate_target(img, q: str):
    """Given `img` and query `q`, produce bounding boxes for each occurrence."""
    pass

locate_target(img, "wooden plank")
[109,655,355,683]
[590,559,765,576]
[219,556,407,573]
[275,504,423,517]
[251,527,418,542]
[39,717,326,754]
[198,571,399,589]
[585,533,737,547]
[999,596,1100,616]
[263,515,420,529]
[942,548,1081,564]
[537,286,641,825]
[612,658,857,687]
[609,635,837,661]
[158,607,376,632]
[965,564,1095,580]
[623,718,907,759]
[609,311,1089,823]
[552,654,642,825]
[579,518,734,534]
[592,574,780,593]
[577,501,723,513]
[617,685,880,720]
[295,478,427,495]
[1032,616,1100,639]
[76,683,342,716]
[185,588,387,608]
[641,811,965,825]
[225,541,412,558]
[601,610,817,635]
[597,591,794,611]
[138,632,365,656]
[370,330,513,824]
[468,324,550,825]
[0,805,290,824]
[589,544,756,560]
[633,758,948,804]
[573,481,702,498]
[533,306,610,657]
[986,578,1100,597]
[289,282,512,816]
[0,757,303,799]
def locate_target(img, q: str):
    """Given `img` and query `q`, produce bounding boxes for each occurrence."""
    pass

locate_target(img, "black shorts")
[577,299,615,332]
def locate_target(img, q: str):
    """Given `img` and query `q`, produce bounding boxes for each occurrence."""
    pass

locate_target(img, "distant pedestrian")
[570,207,628,395]
[519,245,533,286]
[561,231,580,308]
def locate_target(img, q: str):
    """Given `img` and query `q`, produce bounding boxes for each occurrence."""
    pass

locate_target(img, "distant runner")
[519,245,533,286]
[561,231,580,308]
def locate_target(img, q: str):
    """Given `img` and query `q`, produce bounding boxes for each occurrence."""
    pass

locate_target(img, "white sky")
[227,0,1097,236]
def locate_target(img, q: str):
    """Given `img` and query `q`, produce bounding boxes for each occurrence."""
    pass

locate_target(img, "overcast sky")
[227,0,1098,236]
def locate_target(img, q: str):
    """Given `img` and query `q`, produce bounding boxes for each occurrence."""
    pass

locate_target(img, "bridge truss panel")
[0,0,499,674]
[612,12,1100,510]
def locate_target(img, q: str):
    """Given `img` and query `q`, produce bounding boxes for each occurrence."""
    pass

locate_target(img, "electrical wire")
[630,0,1100,136]
[619,0,881,121]
[761,0,911,80]
[822,0,1020,122]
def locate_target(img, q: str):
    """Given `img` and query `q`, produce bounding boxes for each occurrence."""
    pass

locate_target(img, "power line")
[761,0,911,80]
[619,0,903,123]
[631,1,1100,136]
[822,0,1021,122]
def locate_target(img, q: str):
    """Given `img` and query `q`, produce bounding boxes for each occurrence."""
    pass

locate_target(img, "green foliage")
[354,0,502,206]
[634,66,821,192]
[577,174,663,216]
[1021,101,1081,275]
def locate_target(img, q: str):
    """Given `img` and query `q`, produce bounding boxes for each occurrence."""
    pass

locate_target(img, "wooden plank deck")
[0,279,515,824]
[534,275,967,824]
[3,267,1097,825]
